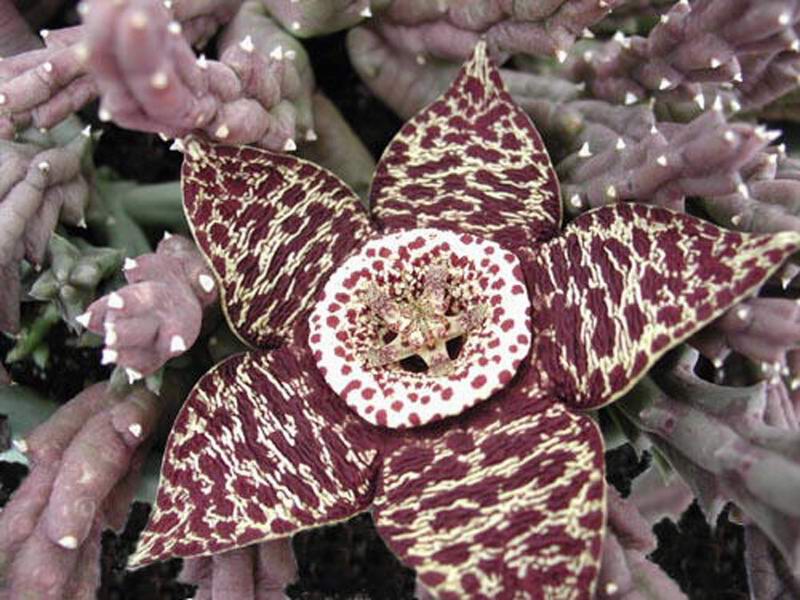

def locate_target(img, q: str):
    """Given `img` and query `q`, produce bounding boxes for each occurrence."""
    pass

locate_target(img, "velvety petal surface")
[129,346,382,568]
[370,42,561,250]
[182,140,373,348]
[374,372,606,599]
[524,203,800,410]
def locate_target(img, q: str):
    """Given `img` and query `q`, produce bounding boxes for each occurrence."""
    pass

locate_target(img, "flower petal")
[524,203,800,410]
[129,346,382,568]
[370,41,561,249]
[374,377,605,599]
[181,140,373,348]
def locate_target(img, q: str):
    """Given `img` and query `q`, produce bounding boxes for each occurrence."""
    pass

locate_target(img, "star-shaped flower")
[129,43,800,598]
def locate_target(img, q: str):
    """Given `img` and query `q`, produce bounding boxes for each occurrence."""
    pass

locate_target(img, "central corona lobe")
[309,229,531,429]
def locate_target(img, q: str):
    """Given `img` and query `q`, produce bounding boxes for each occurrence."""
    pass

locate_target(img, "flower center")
[309,229,531,429]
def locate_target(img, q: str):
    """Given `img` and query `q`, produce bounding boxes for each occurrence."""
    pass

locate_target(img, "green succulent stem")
[112,180,187,230]
[6,303,60,363]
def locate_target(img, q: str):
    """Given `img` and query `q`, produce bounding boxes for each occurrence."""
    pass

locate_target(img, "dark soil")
[0,21,750,600]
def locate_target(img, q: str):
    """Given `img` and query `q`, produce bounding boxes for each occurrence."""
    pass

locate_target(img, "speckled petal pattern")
[370,42,561,250]
[309,228,531,429]
[524,203,800,410]
[182,140,374,348]
[375,375,606,599]
[129,346,382,568]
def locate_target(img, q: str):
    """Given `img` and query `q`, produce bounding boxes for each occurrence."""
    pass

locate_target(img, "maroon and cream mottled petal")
[128,346,382,568]
[374,374,605,599]
[370,41,561,250]
[181,140,374,348]
[523,203,800,410]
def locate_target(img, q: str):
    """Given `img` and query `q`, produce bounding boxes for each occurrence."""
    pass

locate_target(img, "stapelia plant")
[126,43,800,598]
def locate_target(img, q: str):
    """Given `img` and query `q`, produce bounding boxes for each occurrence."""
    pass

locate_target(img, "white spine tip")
[724,130,736,143]
[712,357,724,369]
[167,21,182,35]
[104,324,118,346]
[737,183,749,198]
[150,71,168,90]
[198,273,215,293]
[285,49,297,60]
[74,43,89,63]
[163,0,173,8]
[577,141,592,157]
[37,161,50,173]
[658,77,671,91]
[731,214,743,226]
[555,49,568,63]
[605,582,619,595]
[605,184,618,199]
[694,93,704,109]
[170,138,185,153]
[710,58,721,69]
[129,10,148,29]
[0,93,6,105]
[58,536,79,550]
[569,194,583,208]
[615,137,626,151]
[283,138,297,152]
[77,217,87,228]
[656,155,668,166]
[239,35,255,53]
[736,307,750,321]
[360,6,372,17]
[779,13,791,26]
[163,231,173,240]
[170,335,187,353]
[12,438,28,453]
[81,124,92,137]
[291,21,301,31]
[98,107,112,122]
[108,292,125,309]
[40,28,50,39]
[42,61,53,73]
[215,124,230,139]
[582,28,595,39]
[196,54,208,69]
[305,129,318,142]
[75,311,92,328]
[128,423,143,437]
[101,349,118,365]
[270,45,284,60]
[125,368,143,385]
[624,91,637,105]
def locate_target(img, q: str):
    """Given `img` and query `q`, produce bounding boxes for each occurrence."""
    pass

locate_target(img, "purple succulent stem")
[373,0,624,62]
[82,0,312,149]
[0,0,42,56]
[0,127,92,334]
[569,0,800,116]
[745,524,800,599]
[0,383,161,599]
[618,347,800,575]
[690,297,800,368]
[596,487,688,599]
[82,234,218,378]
